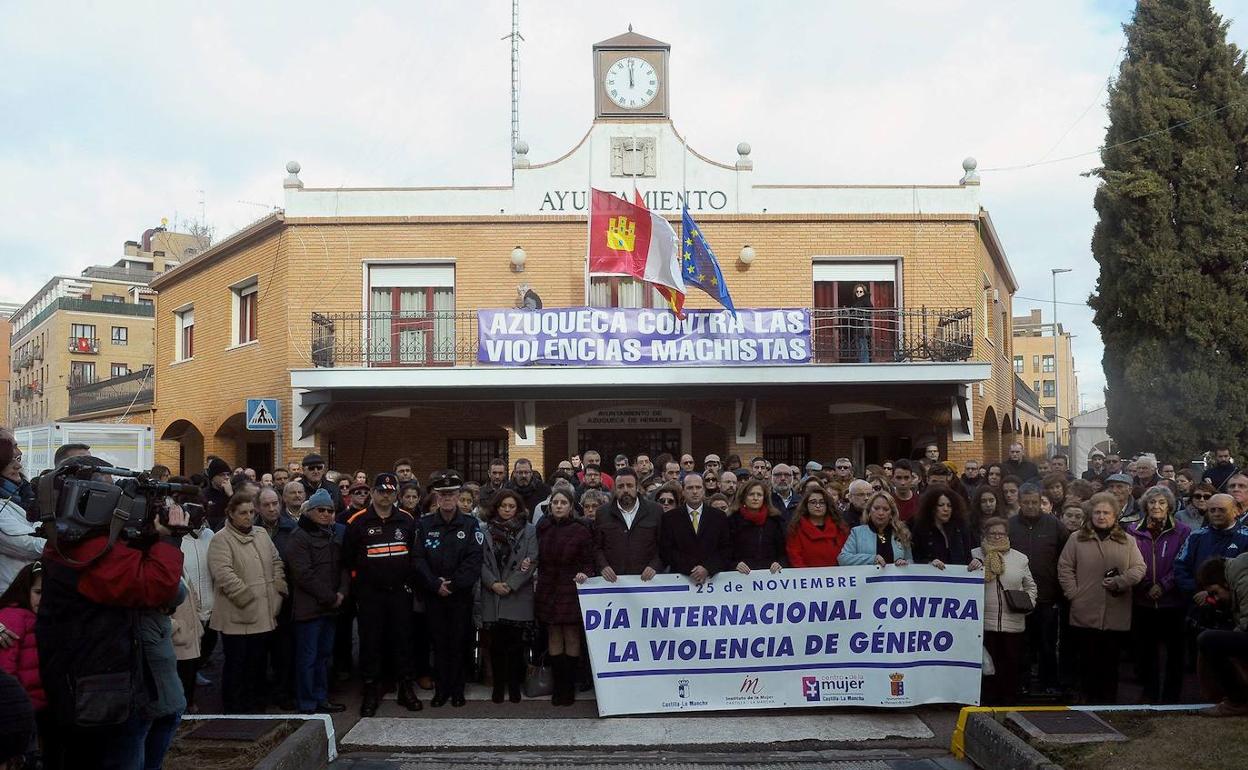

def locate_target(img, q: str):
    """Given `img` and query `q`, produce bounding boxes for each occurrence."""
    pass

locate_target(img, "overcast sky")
[5,0,1248,409]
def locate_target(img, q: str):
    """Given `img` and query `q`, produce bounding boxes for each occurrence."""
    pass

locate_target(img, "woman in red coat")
[536,489,594,706]
[0,560,46,758]
[786,487,849,567]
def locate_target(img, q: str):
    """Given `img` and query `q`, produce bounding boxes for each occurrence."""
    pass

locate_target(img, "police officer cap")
[429,469,463,492]
[373,472,399,491]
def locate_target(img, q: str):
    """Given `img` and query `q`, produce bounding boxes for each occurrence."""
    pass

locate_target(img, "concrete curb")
[255,720,328,770]
[962,713,1061,770]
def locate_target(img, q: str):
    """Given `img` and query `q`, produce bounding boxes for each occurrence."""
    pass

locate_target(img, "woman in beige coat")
[1058,491,1145,704]
[208,491,287,713]
[972,516,1036,705]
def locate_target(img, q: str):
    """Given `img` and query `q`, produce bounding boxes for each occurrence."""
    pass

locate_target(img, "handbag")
[1003,589,1035,614]
[524,651,554,698]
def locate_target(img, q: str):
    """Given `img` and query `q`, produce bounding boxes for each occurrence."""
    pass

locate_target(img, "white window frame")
[174,305,194,362]
[362,260,457,365]
[229,276,260,348]
[810,256,903,307]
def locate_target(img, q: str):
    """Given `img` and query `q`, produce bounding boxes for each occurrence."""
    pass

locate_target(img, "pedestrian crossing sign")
[246,398,279,431]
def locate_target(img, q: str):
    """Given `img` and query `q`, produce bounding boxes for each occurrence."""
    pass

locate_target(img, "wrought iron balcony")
[68,369,152,416]
[309,306,974,368]
[68,337,100,354]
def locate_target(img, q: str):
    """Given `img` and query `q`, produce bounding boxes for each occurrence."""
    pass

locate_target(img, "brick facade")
[151,210,1020,478]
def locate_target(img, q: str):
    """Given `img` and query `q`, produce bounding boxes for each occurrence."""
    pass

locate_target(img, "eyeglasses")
[681,460,695,466]
[882,465,893,470]
[657,497,676,505]
[807,499,827,507]
[1193,494,1211,500]
[305,464,325,471]
[836,465,852,470]
[313,507,335,514]
[871,485,883,492]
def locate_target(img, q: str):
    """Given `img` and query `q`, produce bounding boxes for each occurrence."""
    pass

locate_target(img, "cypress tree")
[1090,0,1248,459]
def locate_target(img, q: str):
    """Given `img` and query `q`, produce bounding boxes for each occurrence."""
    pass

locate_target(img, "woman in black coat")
[911,488,982,570]
[729,479,787,573]
[536,489,593,706]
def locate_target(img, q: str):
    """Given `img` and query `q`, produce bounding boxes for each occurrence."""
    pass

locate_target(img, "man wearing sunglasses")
[300,453,342,513]
[1175,493,1248,595]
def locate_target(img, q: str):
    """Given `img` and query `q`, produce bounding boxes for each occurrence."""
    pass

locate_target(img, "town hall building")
[150,30,1020,481]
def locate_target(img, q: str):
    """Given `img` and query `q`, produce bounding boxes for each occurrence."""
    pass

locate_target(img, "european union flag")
[680,208,735,314]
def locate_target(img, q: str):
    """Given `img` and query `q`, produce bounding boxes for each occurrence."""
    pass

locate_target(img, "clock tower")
[593,27,670,119]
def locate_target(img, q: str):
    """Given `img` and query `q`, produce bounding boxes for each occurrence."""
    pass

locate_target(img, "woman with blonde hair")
[838,491,913,567]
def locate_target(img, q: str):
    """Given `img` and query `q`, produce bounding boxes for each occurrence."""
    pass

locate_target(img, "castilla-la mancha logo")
[889,672,905,697]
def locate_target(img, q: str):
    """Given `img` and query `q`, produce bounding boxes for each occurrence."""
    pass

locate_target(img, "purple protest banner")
[477,307,810,366]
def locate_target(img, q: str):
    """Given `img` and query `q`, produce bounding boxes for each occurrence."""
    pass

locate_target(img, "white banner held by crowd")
[577,565,983,716]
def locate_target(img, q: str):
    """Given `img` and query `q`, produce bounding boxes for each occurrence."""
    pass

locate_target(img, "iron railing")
[809,307,973,363]
[310,307,974,367]
[68,368,152,416]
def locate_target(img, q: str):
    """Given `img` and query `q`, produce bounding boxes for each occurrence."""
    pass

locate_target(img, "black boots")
[360,681,381,717]
[549,654,579,706]
[492,637,526,703]
[397,679,423,712]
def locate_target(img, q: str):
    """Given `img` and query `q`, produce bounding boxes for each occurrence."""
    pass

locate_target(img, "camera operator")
[35,457,190,769]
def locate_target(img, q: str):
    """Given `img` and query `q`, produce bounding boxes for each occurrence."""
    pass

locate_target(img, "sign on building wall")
[578,566,983,716]
[477,307,810,367]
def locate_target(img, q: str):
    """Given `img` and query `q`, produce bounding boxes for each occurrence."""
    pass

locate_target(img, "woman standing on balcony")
[846,283,874,363]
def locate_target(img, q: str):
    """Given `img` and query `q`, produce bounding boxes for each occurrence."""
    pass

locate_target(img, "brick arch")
[982,406,1001,463]
[160,418,204,477]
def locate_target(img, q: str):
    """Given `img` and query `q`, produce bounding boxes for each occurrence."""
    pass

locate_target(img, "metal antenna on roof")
[501,0,524,182]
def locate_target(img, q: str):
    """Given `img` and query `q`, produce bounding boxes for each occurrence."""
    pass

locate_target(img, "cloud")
[6,0,1248,410]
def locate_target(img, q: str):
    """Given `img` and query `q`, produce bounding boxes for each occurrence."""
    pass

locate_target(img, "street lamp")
[1052,268,1072,453]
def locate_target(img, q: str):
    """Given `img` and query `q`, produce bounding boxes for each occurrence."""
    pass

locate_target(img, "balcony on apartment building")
[68,368,153,417]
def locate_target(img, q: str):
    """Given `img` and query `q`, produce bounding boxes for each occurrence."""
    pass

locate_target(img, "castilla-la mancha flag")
[589,188,685,297]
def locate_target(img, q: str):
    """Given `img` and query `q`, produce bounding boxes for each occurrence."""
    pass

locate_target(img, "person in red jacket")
[0,560,45,766]
[786,487,849,567]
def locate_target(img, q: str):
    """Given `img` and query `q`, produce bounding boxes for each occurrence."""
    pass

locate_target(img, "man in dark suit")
[660,473,731,584]
[593,468,664,582]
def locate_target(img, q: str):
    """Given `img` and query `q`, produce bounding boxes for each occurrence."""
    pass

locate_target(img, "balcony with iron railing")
[308,307,974,368]
[68,336,100,354]
[68,368,152,416]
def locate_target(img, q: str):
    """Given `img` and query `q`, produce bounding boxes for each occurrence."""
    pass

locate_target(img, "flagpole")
[584,132,592,304]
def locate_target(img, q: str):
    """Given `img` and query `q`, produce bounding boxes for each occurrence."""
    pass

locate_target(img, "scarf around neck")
[740,505,768,527]
[981,537,1011,583]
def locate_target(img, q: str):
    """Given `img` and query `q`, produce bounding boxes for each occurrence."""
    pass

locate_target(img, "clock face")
[604,56,659,109]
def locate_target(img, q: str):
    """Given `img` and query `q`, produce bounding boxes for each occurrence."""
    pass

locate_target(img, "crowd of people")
[1,429,1247,767]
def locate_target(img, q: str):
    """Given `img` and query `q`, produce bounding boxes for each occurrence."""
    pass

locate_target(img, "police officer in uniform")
[343,472,422,715]
[413,470,484,707]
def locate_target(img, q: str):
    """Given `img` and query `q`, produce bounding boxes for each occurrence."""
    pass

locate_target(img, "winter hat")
[0,670,34,764]
[1106,473,1133,486]
[304,489,335,511]
[206,457,230,479]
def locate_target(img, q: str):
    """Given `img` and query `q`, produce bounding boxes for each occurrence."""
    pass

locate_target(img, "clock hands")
[628,59,634,88]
